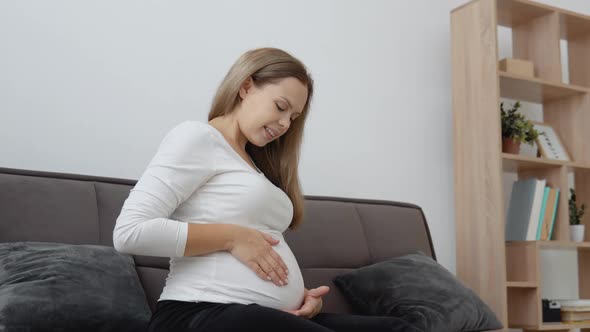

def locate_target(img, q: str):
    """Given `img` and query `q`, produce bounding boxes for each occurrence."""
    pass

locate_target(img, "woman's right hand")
[228,225,290,287]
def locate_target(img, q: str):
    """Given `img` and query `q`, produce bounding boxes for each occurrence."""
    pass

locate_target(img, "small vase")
[502,137,520,154]
[569,225,585,243]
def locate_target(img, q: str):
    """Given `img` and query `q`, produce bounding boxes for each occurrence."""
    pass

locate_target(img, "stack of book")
[505,178,560,241]
[557,299,590,323]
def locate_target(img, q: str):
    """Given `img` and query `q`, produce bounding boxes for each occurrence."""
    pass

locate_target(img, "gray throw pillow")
[0,241,151,332]
[333,251,502,332]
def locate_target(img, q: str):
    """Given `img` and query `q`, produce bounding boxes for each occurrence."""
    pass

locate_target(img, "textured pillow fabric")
[333,252,502,332]
[0,242,151,332]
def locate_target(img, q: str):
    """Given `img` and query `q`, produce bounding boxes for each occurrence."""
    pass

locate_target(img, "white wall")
[0,0,587,280]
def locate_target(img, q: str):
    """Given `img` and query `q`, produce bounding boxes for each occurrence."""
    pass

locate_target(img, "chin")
[251,134,273,147]
[252,142,267,147]
[250,138,268,148]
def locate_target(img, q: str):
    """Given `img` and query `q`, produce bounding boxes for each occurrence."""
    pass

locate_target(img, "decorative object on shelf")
[500,101,539,154]
[499,58,535,77]
[542,299,561,323]
[533,122,571,161]
[519,139,539,158]
[569,188,586,243]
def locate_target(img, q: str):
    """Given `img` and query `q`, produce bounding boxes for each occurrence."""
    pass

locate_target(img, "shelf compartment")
[559,11,590,40]
[580,249,590,300]
[498,71,589,103]
[574,167,590,241]
[506,241,539,283]
[559,3,590,89]
[497,0,590,38]
[544,93,590,165]
[497,0,555,28]
[513,163,569,241]
[507,287,541,328]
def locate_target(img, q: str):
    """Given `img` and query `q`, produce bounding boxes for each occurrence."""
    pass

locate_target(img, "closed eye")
[276,102,299,121]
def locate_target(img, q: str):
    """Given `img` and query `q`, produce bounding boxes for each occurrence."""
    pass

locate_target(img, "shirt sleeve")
[113,121,216,257]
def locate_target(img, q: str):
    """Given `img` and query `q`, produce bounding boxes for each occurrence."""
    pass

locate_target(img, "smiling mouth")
[264,126,277,139]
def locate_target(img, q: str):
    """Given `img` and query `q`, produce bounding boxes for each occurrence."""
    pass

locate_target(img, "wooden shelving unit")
[451,0,590,331]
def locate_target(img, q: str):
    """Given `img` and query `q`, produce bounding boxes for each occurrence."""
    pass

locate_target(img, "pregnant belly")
[164,233,305,311]
[209,235,305,311]
[160,232,304,310]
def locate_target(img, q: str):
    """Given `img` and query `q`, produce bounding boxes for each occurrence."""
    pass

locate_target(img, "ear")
[239,76,254,100]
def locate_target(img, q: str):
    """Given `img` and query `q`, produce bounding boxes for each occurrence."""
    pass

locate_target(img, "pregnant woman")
[113,47,418,332]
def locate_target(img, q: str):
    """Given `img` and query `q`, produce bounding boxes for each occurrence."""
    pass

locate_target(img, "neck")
[209,114,248,152]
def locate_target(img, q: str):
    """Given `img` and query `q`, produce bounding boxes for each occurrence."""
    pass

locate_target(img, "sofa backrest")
[0,167,436,314]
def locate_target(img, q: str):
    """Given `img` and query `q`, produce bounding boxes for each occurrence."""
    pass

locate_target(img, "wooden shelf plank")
[502,153,567,172]
[506,240,590,249]
[570,162,590,171]
[540,241,590,249]
[507,281,538,288]
[502,153,590,172]
[513,321,590,330]
[499,71,589,103]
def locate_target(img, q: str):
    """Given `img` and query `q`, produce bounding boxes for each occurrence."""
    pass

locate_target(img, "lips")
[264,126,278,140]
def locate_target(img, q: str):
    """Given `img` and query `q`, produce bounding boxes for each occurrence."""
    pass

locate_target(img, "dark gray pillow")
[0,241,151,332]
[333,251,502,332]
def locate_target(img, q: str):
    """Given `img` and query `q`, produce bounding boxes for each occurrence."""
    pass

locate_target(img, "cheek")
[240,99,275,129]
[245,100,270,117]
[245,119,266,139]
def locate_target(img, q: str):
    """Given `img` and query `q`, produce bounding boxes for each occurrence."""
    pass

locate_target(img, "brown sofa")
[0,166,436,315]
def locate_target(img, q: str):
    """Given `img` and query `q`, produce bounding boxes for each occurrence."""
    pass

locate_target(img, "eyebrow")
[280,96,301,115]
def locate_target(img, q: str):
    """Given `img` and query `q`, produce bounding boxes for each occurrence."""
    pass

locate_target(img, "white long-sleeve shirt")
[113,120,305,311]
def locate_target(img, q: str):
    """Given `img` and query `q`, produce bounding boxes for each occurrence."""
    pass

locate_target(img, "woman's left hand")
[283,286,330,319]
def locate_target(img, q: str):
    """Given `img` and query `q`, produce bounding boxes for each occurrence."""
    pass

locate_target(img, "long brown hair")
[208,47,314,230]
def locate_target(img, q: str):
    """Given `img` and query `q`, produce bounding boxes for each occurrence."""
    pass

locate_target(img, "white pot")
[570,225,585,243]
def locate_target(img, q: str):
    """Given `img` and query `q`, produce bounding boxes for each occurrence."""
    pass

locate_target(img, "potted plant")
[500,101,539,154]
[569,188,586,243]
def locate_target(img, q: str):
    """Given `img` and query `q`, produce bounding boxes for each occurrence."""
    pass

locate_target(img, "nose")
[278,116,290,131]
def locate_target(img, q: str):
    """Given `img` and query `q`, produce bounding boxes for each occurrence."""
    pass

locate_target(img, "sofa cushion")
[333,251,502,332]
[0,242,151,332]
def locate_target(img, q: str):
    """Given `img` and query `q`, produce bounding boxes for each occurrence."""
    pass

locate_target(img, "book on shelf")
[505,178,559,241]
[558,299,590,311]
[543,188,559,241]
[562,311,590,322]
[555,299,590,322]
[536,186,550,240]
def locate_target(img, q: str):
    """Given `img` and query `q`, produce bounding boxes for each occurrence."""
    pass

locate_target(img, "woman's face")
[237,76,308,147]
